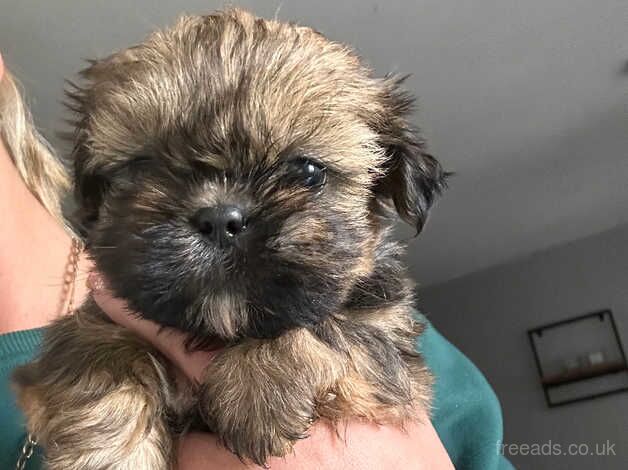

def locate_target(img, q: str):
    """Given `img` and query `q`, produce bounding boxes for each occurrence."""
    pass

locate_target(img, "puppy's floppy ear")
[64,53,135,232]
[73,147,109,231]
[371,76,449,233]
[63,78,106,233]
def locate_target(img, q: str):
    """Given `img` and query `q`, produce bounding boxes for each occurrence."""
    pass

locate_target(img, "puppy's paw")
[199,357,316,466]
[53,390,171,470]
[15,362,173,470]
[12,313,177,470]
[217,417,304,467]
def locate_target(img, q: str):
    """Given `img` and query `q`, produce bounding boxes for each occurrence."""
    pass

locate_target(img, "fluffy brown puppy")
[14,8,447,469]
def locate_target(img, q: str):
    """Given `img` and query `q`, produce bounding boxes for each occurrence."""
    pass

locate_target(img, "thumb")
[87,272,216,382]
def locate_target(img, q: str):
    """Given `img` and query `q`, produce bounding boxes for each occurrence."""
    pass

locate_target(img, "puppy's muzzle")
[191,205,248,245]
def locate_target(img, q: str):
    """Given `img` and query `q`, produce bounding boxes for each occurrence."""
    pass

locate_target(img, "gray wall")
[417,223,628,469]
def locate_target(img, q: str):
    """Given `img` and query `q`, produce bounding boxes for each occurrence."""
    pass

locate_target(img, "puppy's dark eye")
[288,158,326,188]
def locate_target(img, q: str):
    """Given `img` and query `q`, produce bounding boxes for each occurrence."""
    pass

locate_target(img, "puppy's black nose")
[192,206,247,242]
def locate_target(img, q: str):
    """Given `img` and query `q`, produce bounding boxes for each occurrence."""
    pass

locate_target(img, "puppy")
[14,8,447,469]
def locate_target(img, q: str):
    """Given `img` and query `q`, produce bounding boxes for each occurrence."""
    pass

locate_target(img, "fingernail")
[87,272,105,292]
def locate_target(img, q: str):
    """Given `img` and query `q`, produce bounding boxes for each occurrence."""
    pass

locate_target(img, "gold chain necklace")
[15,237,83,470]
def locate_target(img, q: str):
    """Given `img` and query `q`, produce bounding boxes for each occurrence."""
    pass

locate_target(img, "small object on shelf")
[587,351,605,366]
[528,309,628,407]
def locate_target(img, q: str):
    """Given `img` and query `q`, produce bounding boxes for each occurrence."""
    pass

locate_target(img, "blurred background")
[1,1,627,468]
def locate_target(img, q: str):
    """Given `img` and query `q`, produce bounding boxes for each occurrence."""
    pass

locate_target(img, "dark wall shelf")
[528,309,628,407]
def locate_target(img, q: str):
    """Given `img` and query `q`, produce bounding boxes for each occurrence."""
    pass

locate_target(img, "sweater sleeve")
[417,315,515,470]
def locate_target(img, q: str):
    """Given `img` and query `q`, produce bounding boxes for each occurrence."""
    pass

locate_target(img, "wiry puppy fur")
[14,8,447,469]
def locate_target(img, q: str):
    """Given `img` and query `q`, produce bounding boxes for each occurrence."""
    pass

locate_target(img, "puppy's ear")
[73,148,109,231]
[371,76,449,233]
[64,52,136,232]
[64,72,109,233]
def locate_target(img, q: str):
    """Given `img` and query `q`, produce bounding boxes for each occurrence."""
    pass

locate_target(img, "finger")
[87,272,136,326]
[88,272,216,382]
[177,433,249,469]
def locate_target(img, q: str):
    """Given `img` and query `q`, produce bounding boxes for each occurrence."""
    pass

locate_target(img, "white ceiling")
[2,0,627,286]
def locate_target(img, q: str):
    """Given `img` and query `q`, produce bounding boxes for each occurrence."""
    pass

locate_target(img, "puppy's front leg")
[13,303,176,470]
[199,328,344,466]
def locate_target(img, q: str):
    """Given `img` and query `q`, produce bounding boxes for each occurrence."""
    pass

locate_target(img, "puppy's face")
[69,9,446,345]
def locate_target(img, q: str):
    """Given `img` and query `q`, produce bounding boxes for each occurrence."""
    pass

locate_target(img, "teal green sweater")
[0,320,513,469]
